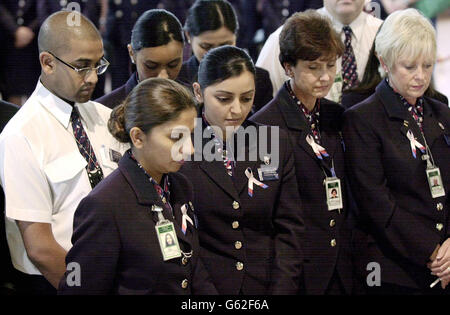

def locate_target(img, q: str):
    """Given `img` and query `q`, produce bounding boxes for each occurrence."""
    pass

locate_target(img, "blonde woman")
[343,9,450,294]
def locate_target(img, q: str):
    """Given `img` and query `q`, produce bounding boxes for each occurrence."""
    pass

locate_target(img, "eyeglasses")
[47,51,110,78]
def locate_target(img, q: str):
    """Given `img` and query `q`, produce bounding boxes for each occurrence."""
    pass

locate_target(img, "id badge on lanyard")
[407,128,446,199]
[426,166,445,198]
[307,134,343,212]
[152,205,182,261]
[324,176,343,212]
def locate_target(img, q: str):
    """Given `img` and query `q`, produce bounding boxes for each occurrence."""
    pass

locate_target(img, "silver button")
[330,239,337,247]
[17,18,24,26]
[235,241,242,250]
[114,0,122,5]
[18,0,26,8]
[436,223,444,231]
[330,219,336,228]
[437,203,443,211]
[232,201,240,210]
[282,8,289,17]
[232,221,239,229]
[115,10,123,18]
[236,261,244,271]
[17,10,23,17]
[130,0,138,5]
[181,279,188,289]
[60,0,67,7]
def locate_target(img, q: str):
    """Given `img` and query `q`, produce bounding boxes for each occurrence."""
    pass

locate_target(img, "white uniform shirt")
[256,7,382,102]
[0,81,129,275]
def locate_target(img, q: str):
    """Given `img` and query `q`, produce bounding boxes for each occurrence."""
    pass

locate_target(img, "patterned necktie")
[70,106,104,188]
[341,26,359,91]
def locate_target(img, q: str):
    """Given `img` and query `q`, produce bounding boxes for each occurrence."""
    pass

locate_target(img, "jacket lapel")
[275,87,319,161]
[119,152,192,245]
[199,159,240,201]
[197,120,241,201]
[318,99,345,161]
[276,86,343,164]
[421,98,449,148]
[125,72,139,96]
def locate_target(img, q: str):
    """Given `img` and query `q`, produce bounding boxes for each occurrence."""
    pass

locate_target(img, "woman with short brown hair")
[251,10,354,295]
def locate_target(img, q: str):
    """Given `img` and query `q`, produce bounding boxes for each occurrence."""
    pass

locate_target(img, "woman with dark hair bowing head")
[180,45,304,295]
[343,9,450,294]
[59,78,217,295]
[179,0,273,114]
[96,9,185,109]
[251,10,354,295]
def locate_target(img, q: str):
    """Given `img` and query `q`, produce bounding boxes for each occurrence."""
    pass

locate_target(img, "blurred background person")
[104,0,161,91]
[96,9,185,109]
[0,0,44,106]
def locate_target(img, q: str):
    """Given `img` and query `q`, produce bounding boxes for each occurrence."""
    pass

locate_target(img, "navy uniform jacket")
[259,0,323,36]
[342,79,450,290]
[58,151,217,295]
[0,101,19,133]
[342,87,449,110]
[95,72,190,109]
[177,55,274,114]
[179,118,304,295]
[104,0,160,90]
[105,0,159,48]
[95,72,138,109]
[0,0,42,35]
[39,0,102,27]
[250,86,354,295]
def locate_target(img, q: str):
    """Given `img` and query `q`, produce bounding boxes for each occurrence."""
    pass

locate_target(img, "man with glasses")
[0,11,127,295]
